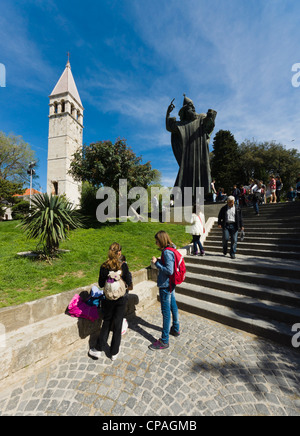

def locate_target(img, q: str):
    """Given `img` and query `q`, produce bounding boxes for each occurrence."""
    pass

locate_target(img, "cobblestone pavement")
[1,303,300,416]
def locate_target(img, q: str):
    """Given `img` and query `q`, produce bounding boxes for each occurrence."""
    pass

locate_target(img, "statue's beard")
[179,107,198,122]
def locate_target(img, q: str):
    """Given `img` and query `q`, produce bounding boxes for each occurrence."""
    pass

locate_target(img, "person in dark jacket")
[89,242,132,361]
[218,196,244,259]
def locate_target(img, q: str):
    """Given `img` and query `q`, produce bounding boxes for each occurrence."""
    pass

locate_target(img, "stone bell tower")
[47,58,83,206]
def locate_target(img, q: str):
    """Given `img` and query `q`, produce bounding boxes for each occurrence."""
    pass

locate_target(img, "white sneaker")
[88,348,102,359]
[121,318,128,335]
[111,352,119,361]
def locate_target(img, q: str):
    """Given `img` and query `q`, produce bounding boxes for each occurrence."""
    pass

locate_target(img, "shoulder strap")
[161,246,176,263]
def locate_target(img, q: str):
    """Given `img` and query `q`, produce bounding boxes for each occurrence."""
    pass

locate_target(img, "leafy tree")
[0,179,24,201]
[238,140,300,190]
[20,193,84,254]
[0,179,25,219]
[0,131,37,183]
[79,181,99,216]
[69,138,159,192]
[211,130,242,192]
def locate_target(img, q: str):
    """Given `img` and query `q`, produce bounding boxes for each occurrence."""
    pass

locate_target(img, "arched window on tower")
[61,100,65,113]
[52,181,58,196]
[54,102,58,114]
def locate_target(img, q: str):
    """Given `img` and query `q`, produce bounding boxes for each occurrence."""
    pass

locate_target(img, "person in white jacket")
[189,204,205,256]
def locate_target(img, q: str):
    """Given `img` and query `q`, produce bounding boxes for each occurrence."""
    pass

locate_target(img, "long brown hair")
[155,231,173,250]
[103,242,122,271]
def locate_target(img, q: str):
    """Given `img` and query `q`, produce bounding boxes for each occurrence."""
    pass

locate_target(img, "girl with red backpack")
[149,231,182,350]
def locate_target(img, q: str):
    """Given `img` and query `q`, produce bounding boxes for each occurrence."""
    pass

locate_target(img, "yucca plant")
[20,193,84,255]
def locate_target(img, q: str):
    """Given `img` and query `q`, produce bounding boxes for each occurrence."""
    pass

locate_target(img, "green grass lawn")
[0,219,191,308]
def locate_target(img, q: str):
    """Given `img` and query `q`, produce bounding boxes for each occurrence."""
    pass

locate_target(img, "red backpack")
[161,247,186,291]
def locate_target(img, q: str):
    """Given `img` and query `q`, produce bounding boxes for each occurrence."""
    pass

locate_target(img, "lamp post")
[27,161,36,209]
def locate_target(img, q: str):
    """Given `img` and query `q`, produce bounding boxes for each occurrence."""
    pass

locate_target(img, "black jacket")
[98,262,132,290]
[218,205,244,230]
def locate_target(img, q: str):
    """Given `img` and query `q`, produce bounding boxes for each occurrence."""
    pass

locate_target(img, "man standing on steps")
[218,196,244,259]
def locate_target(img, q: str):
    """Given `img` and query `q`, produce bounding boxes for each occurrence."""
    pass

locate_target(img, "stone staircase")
[175,201,300,349]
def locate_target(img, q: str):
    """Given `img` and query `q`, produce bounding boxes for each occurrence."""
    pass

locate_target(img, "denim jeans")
[192,235,204,254]
[253,197,259,214]
[159,288,180,344]
[223,223,238,256]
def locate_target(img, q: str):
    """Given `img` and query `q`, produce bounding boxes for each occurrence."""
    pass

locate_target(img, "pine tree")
[211,130,242,193]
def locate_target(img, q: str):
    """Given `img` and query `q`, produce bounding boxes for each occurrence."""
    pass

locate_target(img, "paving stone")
[0,304,300,416]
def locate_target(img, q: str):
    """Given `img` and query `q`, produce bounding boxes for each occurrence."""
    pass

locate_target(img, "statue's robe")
[166,114,215,202]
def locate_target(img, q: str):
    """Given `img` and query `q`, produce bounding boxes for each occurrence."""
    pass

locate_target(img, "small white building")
[47,59,84,207]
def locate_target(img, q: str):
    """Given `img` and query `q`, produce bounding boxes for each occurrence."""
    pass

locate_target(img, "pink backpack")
[67,294,99,322]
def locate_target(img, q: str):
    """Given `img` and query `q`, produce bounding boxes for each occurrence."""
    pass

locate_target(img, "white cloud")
[0,1,54,92]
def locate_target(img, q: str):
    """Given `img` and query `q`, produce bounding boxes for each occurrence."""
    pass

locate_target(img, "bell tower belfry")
[47,58,83,206]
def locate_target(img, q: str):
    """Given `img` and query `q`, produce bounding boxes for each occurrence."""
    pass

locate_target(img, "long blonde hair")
[155,231,173,250]
[103,242,122,271]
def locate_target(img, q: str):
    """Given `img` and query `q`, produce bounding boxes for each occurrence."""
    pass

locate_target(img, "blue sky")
[1,0,300,192]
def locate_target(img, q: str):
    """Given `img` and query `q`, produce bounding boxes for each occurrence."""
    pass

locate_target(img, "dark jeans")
[96,295,127,356]
[192,235,204,254]
[223,223,238,256]
[253,197,259,214]
[276,190,281,202]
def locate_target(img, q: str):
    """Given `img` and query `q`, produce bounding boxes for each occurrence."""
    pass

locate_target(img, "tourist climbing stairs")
[176,202,300,349]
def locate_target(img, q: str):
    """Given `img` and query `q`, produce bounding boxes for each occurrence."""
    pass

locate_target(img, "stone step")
[240,213,300,220]
[241,207,300,220]
[241,203,300,213]
[184,261,300,292]
[176,282,300,325]
[209,227,300,235]
[205,240,300,253]
[185,255,300,280]
[206,235,299,244]
[203,244,300,260]
[242,219,300,226]
[182,271,300,307]
[175,293,296,349]
[212,222,300,230]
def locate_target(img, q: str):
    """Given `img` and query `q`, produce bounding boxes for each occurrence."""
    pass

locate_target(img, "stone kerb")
[0,268,152,334]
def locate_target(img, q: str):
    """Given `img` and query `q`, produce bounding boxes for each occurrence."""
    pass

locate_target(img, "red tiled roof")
[13,188,42,197]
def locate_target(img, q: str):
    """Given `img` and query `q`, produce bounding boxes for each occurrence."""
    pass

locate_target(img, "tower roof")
[50,60,83,107]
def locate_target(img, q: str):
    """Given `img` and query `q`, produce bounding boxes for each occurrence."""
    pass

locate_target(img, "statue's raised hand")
[167,98,175,115]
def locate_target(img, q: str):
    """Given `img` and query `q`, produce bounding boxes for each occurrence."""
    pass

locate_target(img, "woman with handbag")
[89,242,132,361]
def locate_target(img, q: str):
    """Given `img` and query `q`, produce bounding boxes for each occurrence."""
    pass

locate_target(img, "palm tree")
[21,193,84,254]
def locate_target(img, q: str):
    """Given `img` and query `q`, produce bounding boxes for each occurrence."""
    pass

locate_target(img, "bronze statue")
[166,94,217,203]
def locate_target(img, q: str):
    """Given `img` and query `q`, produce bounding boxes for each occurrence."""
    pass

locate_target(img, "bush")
[11,200,30,220]
[20,193,84,254]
